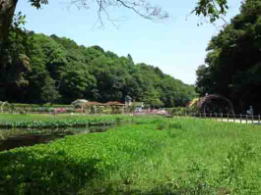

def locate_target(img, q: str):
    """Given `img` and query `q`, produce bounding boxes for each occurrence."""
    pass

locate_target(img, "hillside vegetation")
[0,27,195,106]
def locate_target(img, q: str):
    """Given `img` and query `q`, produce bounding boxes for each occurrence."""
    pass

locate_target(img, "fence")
[173,112,261,125]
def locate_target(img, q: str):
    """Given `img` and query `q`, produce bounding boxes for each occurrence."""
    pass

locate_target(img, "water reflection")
[0,126,111,152]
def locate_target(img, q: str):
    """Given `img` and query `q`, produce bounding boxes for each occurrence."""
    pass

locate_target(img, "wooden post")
[227,113,229,122]
[240,114,242,124]
[246,114,248,124]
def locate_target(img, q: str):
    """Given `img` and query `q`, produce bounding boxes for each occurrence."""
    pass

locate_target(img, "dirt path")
[216,118,260,125]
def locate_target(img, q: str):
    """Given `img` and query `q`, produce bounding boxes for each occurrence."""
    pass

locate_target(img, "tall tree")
[196,0,261,113]
[0,16,32,101]
[0,0,18,43]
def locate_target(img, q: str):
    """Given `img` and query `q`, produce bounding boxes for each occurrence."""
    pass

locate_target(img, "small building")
[84,101,104,114]
[105,101,125,114]
[71,99,88,109]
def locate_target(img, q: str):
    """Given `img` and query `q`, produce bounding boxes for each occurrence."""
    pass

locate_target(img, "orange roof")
[84,101,125,106]
[85,101,103,106]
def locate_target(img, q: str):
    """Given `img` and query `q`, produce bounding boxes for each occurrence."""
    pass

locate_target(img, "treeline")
[196,0,261,113]
[0,27,196,107]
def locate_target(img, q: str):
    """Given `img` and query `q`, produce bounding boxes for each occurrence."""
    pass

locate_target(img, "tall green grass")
[0,113,135,128]
[0,117,260,194]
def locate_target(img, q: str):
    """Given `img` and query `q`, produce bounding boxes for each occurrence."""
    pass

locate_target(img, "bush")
[168,107,198,116]
[0,149,98,194]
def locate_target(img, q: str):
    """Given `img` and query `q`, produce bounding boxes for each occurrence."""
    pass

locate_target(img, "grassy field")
[0,116,260,194]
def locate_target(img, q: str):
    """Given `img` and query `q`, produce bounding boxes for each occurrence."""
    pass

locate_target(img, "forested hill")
[0,30,196,107]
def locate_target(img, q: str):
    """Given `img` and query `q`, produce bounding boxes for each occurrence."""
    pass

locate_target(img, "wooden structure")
[197,94,235,115]
[82,101,125,114]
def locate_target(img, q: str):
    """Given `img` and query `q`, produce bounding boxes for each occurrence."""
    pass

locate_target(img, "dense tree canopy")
[196,0,261,114]
[0,27,196,107]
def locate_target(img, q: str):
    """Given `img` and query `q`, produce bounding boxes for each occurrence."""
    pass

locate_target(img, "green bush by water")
[0,114,134,128]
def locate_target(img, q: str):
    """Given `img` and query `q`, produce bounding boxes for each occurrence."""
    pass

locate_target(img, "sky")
[16,0,242,84]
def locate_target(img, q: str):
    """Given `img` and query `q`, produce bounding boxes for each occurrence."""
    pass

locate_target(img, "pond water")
[0,125,112,152]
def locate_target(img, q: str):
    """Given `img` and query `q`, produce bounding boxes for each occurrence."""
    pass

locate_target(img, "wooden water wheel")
[197,94,235,115]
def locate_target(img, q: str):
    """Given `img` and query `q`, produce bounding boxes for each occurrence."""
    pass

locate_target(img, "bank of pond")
[0,115,260,194]
[0,126,112,151]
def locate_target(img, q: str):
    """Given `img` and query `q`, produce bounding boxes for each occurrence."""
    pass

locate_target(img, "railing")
[173,112,261,125]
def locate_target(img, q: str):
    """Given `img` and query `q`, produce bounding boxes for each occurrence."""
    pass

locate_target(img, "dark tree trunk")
[0,0,18,44]
[0,0,18,95]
